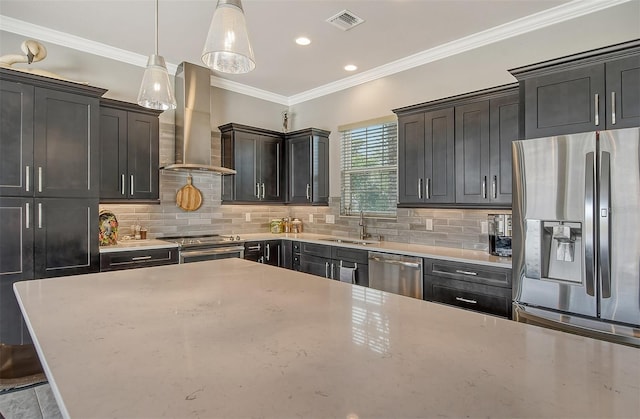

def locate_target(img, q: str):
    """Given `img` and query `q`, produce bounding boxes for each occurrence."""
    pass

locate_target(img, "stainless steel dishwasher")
[368,251,423,299]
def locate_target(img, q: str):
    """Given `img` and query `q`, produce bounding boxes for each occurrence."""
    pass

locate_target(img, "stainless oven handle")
[368,256,421,268]
[182,246,245,258]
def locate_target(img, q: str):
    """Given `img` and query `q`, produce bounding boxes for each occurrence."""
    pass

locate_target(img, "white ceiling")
[0,0,630,104]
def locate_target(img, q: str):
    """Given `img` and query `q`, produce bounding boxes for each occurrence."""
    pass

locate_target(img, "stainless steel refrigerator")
[512,127,640,347]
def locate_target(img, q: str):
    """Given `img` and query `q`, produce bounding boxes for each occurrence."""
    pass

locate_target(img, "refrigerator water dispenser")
[525,220,582,284]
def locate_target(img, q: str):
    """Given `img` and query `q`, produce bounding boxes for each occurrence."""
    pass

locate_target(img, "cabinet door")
[34,198,99,278]
[311,134,329,205]
[397,113,425,204]
[523,64,605,139]
[264,240,282,266]
[281,240,293,269]
[0,81,34,197]
[33,88,100,198]
[489,93,519,205]
[0,197,34,280]
[244,241,263,262]
[99,107,128,199]
[234,133,260,201]
[300,254,331,278]
[259,136,283,202]
[128,112,159,200]
[287,136,312,204]
[455,101,490,204]
[425,108,455,203]
[606,54,640,129]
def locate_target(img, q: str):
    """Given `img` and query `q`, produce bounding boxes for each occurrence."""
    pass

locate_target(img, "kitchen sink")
[319,238,380,246]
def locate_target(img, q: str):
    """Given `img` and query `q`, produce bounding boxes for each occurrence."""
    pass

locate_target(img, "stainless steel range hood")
[161,62,236,175]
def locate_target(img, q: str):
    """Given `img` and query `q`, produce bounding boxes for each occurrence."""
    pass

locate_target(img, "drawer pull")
[455,269,478,276]
[455,297,477,304]
[131,256,153,261]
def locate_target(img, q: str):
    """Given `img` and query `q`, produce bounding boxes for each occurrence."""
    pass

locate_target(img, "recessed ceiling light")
[344,64,357,72]
[295,37,311,46]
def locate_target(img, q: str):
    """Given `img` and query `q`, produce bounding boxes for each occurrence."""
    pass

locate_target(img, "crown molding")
[0,0,631,106]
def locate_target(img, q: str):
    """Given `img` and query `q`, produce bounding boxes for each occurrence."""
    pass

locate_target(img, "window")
[340,116,397,217]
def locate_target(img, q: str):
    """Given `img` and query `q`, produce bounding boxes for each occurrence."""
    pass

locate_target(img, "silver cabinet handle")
[38,167,43,192]
[247,245,261,251]
[265,243,270,261]
[455,297,477,304]
[425,178,431,200]
[331,263,335,279]
[130,175,134,196]
[611,91,616,125]
[306,184,311,200]
[38,202,42,228]
[256,183,260,198]
[131,256,153,261]
[325,261,329,278]
[492,176,497,199]
[417,178,422,200]
[121,174,126,195]
[482,176,487,199]
[599,151,611,298]
[25,166,30,192]
[455,269,478,276]
[584,152,596,296]
[594,93,600,126]
[261,183,265,199]
[25,202,30,229]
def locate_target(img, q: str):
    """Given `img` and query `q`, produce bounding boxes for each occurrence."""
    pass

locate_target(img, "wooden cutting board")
[176,176,203,211]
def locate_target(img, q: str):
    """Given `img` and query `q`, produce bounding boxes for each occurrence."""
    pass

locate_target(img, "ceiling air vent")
[326,9,365,31]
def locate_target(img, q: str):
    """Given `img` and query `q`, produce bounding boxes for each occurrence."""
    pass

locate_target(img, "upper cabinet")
[509,40,640,139]
[99,98,161,202]
[0,70,105,198]
[285,128,330,205]
[394,84,518,208]
[220,123,284,203]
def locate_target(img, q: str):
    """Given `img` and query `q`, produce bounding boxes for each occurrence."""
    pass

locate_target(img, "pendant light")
[138,0,176,111]
[202,0,255,74]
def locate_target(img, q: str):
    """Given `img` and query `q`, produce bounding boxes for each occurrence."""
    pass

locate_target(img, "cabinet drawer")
[332,246,368,264]
[300,242,332,258]
[425,258,511,288]
[425,276,511,318]
[100,248,178,271]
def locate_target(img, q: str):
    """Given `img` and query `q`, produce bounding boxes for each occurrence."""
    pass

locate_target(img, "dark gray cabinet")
[455,90,519,205]
[509,40,640,139]
[423,258,512,318]
[298,242,369,286]
[243,240,282,266]
[285,128,330,205]
[100,247,178,271]
[100,98,161,202]
[220,123,284,203]
[0,69,105,344]
[397,108,455,205]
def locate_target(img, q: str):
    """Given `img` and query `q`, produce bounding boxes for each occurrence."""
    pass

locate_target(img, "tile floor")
[0,383,62,419]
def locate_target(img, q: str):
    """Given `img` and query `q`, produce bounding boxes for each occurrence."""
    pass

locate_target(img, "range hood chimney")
[161,62,236,174]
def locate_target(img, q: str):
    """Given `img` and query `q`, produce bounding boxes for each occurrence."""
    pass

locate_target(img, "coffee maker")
[488,214,512,257]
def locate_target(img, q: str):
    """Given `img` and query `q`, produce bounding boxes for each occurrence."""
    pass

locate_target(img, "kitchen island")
[14,259,639,418]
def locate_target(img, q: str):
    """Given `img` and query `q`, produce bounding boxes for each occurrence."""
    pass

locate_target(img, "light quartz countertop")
[240,232,512,267]
[98,239,178,253]
[15,259,639,418]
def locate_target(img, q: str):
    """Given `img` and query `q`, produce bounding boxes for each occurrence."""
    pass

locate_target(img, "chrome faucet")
[359,210,369,240]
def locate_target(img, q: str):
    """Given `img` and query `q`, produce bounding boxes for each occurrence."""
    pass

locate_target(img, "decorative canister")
[99,210,119,246]
[291,218,303,234]
[270,219,283,234]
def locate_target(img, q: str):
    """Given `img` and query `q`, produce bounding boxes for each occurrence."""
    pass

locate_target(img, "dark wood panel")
[264,240,282,266]
[100,248,178,271]
[299,253,331,278]
[0,197,33,280]
[332,246,368,264]
[259,136,283,202]
[235,133,259,201]
[455,101,490,204]
[606,54,640,129]
[99,107,127,199]
[312,135,330,205]
[426,108,455,203]
[489,93,519,204]
[127,112,159,199]
[300,242,332,258]
[397,113,425,204]
[287,136,311,204]
[425,258,512,288]
[425,276,512,318]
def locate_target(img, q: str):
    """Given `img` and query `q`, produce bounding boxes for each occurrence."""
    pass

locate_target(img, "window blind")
[340,120,397,217]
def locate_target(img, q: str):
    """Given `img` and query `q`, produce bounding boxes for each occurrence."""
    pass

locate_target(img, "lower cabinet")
[0,197,99,344]
[100,248,179,272]
[244,240,282,266]
[423,258,512,318]
[298,242,369,287]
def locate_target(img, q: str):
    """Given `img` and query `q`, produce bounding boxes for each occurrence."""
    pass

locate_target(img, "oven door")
[179,246,245,264]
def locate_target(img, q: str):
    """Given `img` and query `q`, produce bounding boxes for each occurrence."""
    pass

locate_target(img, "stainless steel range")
[161,234,245,263]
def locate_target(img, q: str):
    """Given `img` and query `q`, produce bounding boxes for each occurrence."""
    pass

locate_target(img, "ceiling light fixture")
[137,0,176,111]
[295,37,311,46]
[202,0,255,74]
[344,64,358,72]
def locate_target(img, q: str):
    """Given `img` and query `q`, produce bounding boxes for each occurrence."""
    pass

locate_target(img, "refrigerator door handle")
[584,152,596,297]
[599,151,612,298]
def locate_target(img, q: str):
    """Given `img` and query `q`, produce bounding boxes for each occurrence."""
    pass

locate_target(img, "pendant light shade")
[202,0,255,74]
[138,0,176,111]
